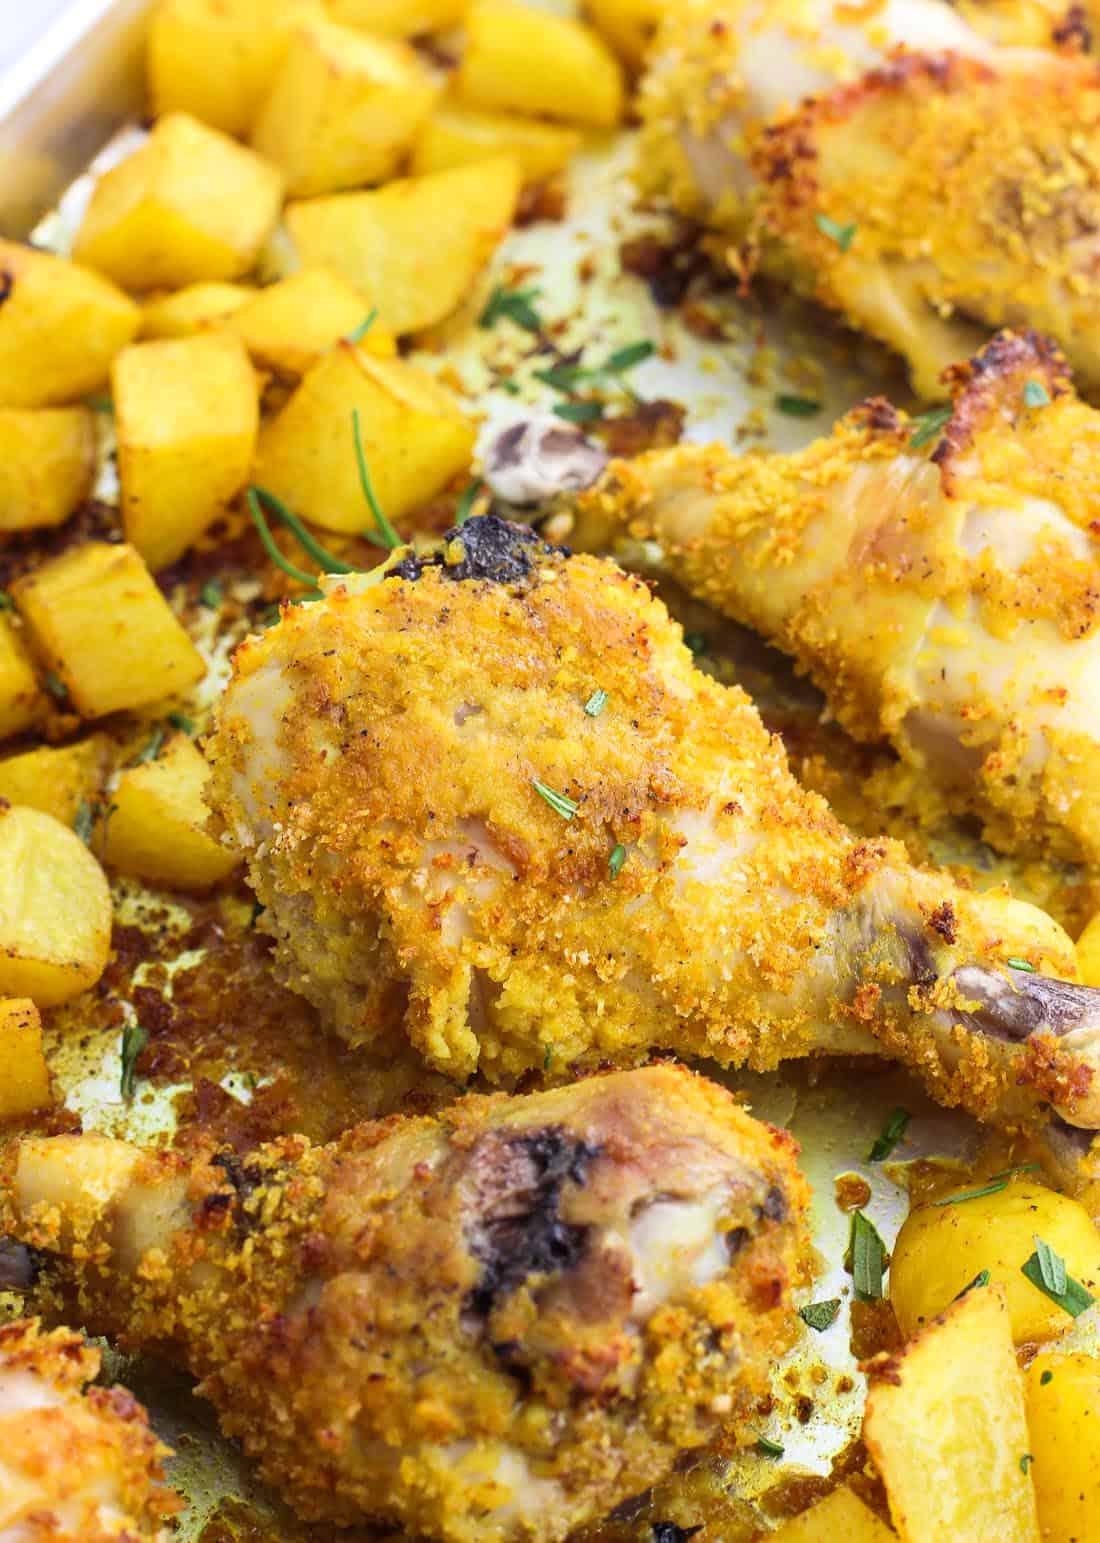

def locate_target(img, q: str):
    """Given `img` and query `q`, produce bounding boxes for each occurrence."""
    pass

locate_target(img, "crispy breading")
[5,1066,809,1543]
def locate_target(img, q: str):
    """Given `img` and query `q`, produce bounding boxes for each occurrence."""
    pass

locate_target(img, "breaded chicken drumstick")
[206,516,1100,1129]
[573,332,1100,870]
[4,1066,808,1543]
[639,0,1100,395]
[0,1317,178,1541]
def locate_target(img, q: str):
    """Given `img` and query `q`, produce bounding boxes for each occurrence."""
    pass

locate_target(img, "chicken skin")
[0,1317,178,1542]
[574,332,1100,872]
[639,0,1100,396]
[205,515,1100,1129]
[4,1066,808,1543]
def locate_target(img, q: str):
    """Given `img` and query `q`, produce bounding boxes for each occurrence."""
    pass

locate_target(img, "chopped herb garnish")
[799,1298,841,1332]
[868,1106,910,1163]
[168,711,194,735]
[1023,380,1050,409]
[133,726,166,765]
[346,307,378,345]
[1006,956,1036,973]
[1040,1369,1054,1385]
[119,1021,149,1101]
[909,404,953,450]
[351,410,402,550]
[533,780,579,820]
[252,484,359,574]
[1021,1243,1096,1318]
[247,488,324,595]
[0,590,11,610]
[553,400,605,423]
[543,1044,553,1070]
[933,1178,1012,1207]
[533,363,588,392]
[609,842,627,878]
[1020,1454,1034,1475]
[85,394,114,414]
[683,632,708,656]
[755,1436,784,1458]
[43,671,68,703]
[480,283,543,334]
[990,1162,1041,1180]
[455,477,484,527]
[200,579,223,608]
[605,340,656,374]
[953,1268,991,1301]
[73,800,96,846]
[815,212,857,252]
[848,1210,886,1300]
[249,898,265,929]
[498,378,521,395]
[584,688,608,718]
[776,394,822,418]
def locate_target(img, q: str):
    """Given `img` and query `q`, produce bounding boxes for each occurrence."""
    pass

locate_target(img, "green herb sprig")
[755,1436,785,1458]
[346,308,379,345]
[480,284,543,334]
[1023,380,1050,409]
[776,394,822,418]
[584,688,608,718]
[608,843,627,878]
[868,1107,910,1163]
[1021,1239,1096,1318]
[848,1210,886,1300]
[120,1021,149,1101]
[909,404,953,450]
[799,1298,841,1332]
[351,410,402,549]
[533,780,579,820]
[816,213,857,252]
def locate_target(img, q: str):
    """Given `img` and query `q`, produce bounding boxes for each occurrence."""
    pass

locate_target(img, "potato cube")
[411,103,581,183]
[141,282,254,340]
[100,734,239,891]
[0,409,96,533]
[0,998,51,1119]
[0,615,42,743]
[255,344,475,534]
[584,0,667,68]
[770,1487,894,1542]
[1024,1353,1100,1542]
[0,805,112,1007]
[148,0,325,138]
[113,332,259,570]
[251,19,440,197]
[1077,908,1100,986]
[326,0,468,33]
[228,268,396,377]
[12,543,205,718]
[0,242,140,408]
[287,157,520,334]
[73,114,284,292]
[889,1178,1100,1346]
[457,1,624,128]
[864,1286,1041,1542]
[0,737,110,827]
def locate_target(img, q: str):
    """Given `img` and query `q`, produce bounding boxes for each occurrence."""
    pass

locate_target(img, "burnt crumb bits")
[466,1124,600,1318]
[388,514,569,588]
[210,1151,265,1232]
[651,1524,704,1543]
[760,1184,787,1223]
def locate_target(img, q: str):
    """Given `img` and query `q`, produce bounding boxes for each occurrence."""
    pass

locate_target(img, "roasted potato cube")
[148,0,325,137]
[0,737,110,827]
[0,804,112,1007]
[228,268,396,377]
[889,1179,1100,1346]
[864,1286,1040,1542]
[457,1,624,128]
[584,0,667,68]
[0,998,51,1119]
[141,282,254,340]
[1077,909,1100,987]
[100,734,239,891]
[287,157,520,334]
[1024,1352,1100,1542]
[326,0,467,33]
[12,543,205,718]
[770,1487,894,1542]
[113,332,259,570]
[251,18,440,197]
[0,615,42,743]
[73,114,284,292]
[0,242,140,408]
[411,102,581,182]
[255,343,475,534]
[0,408,96,532]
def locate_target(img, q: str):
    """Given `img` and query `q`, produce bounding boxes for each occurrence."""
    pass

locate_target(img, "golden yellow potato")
[254,343,476,534]
[74,114,284,292]
[0,737,110,827]
[251,18,440,197]
[325,0,468,35]
[0,408,96,532]
[411,103,581,183]
[100,734,239,891]
[457,1,624,128]
[227,268,396,378]
[1076,909,1100,988]
[141,282,254,340]
[0,998,51,1120]
[864,1286,1040,1542]
[148,0,324,137]
[0,805,112,1008]
[113,331,259,571]
[584,0,667,67]
[890,1179,1100,1346]
[11,542,205,719]
[770,1487,894,1542]
[1024,1353,1100,1542]
[0,242,140,409]
[286,156,521,335]
[0,614,42,743]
